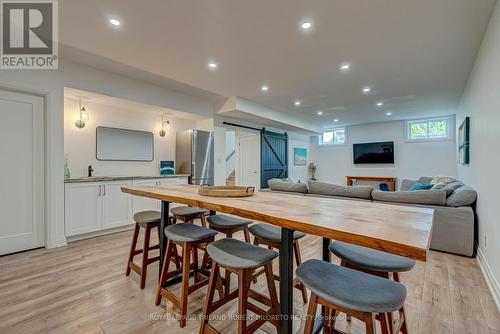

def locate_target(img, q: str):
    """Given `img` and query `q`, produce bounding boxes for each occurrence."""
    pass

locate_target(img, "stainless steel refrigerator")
[175,130,214,185]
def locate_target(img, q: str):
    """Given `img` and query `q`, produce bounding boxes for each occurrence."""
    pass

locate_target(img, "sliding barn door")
[0,89,44,255]
[260,130,288,188]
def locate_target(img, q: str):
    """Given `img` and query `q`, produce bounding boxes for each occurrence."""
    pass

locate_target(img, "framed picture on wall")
[294,147,307,165]
[459,117,470,165]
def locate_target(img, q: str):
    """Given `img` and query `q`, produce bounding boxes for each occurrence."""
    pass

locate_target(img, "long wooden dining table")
[121,184,434,333]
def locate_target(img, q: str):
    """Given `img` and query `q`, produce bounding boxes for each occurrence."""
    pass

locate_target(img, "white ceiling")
[64,88,206,121]
[59,0,496,129]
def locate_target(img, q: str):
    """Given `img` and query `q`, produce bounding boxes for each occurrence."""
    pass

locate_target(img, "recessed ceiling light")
[109,18,121,26]
[317,111,323,115]
[294,100,301,106]
[386,112,392,116]
[301,21,312,30]
[362,86,372,94]
[334,119,339,122]
[261,85,269,92]
[207,61,218,70]
[339,63,351,71]
[376,101,384,107]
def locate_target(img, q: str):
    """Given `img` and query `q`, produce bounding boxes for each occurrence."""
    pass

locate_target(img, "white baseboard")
[477,247,500,312]
[66,224,134,243]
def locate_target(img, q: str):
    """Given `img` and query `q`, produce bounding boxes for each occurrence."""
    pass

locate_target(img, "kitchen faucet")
[88,165,94,177]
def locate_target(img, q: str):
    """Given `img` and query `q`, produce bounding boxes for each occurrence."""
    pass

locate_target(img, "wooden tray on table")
[198,185,255,197]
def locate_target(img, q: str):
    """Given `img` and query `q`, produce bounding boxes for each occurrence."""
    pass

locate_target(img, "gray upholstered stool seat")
[170,206,207,217]
[249,223,305,243]
[133,210,161,224]
[329,241,416,273]
[207,238,278,269]
[296,259,407,313]
[164,223,217,243]
[207,214,252,228]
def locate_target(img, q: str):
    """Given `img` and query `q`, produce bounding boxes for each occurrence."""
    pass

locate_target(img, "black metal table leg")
[312,237,332,334]
[159,201,170,272]
[279,227,294,333]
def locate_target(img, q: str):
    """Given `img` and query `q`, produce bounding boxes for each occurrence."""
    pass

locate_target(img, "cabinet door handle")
[103,184,106,196]
[98,185,101,196]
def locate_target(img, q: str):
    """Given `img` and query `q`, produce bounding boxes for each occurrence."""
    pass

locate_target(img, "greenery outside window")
[407,117,451,142]
[320,128,345,145]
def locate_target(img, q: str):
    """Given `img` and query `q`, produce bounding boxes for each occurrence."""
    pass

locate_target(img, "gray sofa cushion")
[446,186,477,207]
[267,178,308,193]
[372,189,446,206]
[418,176,433,184]
[400,179,417,191]
[308,181,373,200]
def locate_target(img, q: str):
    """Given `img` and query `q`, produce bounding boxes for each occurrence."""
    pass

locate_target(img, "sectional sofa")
[261,177,477,257]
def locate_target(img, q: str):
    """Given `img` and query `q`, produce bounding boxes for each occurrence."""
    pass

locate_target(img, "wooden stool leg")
[179,243,191,328]
[140,226,151,289]
[125,224,140,276]
[393,272,408,334]
[199,261,220,334]
[293,241,308,304]
[237,268,250,334]
[379,312,390,334]
[264,262,280,332]
[192,247,199,283]
[224,232,234,295]
[243,225,251,243]
[199,214,207,228]
[155,241,175,305]
[364,313,376,334]
[172,244,181,270]
[303,293,318,334]
[252,237,259,284]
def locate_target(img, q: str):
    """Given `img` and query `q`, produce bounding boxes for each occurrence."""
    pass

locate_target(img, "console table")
[346,176,397,191]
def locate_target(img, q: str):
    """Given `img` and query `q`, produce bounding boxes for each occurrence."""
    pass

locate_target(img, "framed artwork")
[294,147,307,165]
[458,117,470,165]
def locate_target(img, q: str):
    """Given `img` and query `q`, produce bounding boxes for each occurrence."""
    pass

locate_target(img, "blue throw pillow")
[409,182,433,191]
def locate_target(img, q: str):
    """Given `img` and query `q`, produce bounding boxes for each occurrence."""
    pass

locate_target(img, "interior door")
[0,89,44,255]
[239,134,261,189]
[101,181,133,229]
[260,130,288,188]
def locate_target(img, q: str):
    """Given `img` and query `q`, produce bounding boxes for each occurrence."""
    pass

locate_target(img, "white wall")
[310,120,457,188]
[289,133,311,183]
[456,1,500,309]
[0,59,216,249]
[64,98,195,178]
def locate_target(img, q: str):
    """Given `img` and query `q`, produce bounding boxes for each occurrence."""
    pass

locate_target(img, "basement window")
[407,117,452,142]
[320,128,345,145]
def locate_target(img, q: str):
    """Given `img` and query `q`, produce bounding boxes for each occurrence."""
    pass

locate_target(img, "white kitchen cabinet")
[64,182,102,236]
[101,181,133,229]
[65,176,188,239]
[131,179,160,213]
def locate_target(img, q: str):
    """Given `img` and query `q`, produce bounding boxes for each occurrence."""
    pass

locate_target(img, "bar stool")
[329,241,415,333]
[199,238,280,334]
[297,259,407,334]
[171,206,208,227]
[249,223,308,303]
[155,223,219,328]
[125,211,169,289]
[207,214,252,294]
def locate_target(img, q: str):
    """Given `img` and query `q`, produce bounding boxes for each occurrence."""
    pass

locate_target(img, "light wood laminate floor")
[0,230,499,334]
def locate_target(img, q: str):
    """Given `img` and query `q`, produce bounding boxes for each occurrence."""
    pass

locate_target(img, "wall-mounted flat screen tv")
[353,141,394,164]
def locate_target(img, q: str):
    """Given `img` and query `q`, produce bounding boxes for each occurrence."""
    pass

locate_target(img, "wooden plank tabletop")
[122,185,434,261]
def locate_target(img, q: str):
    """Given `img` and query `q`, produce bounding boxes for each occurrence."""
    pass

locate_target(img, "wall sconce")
[159,114,171,137]
[75,100,89,129]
